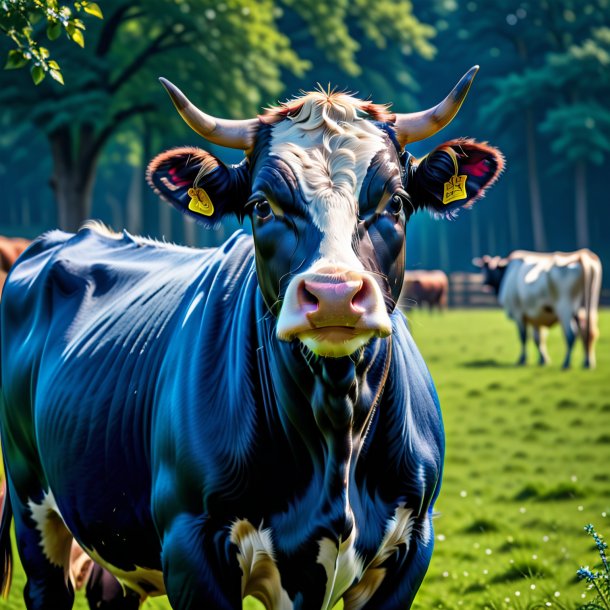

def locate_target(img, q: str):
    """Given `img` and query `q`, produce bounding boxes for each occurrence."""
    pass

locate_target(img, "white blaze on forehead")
[269,94,388,267]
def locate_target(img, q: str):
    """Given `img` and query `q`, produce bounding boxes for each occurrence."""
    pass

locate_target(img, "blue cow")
[0,68,503,610]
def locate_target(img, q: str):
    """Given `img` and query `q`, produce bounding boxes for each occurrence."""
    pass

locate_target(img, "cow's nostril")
[298,282,319,311]
[351,279,372,312]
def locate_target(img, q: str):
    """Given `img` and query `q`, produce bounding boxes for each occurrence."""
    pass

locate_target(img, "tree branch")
[96,2,146,58]
[86,103,157,165]
[107,26,178,95]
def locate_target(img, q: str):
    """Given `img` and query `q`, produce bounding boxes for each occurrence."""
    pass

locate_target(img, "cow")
[0,237,30,296]
[400,270,449,311]
[474,250,602,369]
[0,241,138,610]
[0,66,503,610]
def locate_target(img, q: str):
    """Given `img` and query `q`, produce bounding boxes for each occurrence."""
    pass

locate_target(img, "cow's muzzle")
[276,269,392,357]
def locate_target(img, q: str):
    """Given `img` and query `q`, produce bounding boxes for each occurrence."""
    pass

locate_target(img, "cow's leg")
[161,514,242,610]
[515,319,527,365]
[533,326,550,365]
[8,481,75,610]
[344,518,433,610]
[559,314,578,369]
[577,308,599,369]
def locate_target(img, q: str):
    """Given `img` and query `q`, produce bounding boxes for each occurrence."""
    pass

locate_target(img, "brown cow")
[400,270,449,311]
[0,237,30,296]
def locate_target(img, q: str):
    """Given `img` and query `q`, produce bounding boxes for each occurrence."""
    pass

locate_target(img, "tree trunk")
[574,159,589,248]
[126,163,143,234]
[471,209,481,260]
[48,125,99,232]
[507,180,520,247]
[53,166,98,232]
[183,216,196,247]
[525,107,547,251]
[438,220,449,272]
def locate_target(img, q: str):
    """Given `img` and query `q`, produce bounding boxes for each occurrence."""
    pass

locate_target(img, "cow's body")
[401,270,448,311]
[0,71,503,610]
[1,227,442,608]
[476,249,602,368]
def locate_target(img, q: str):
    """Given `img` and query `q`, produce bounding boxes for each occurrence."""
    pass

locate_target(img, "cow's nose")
[276,272,392,357]
[300,279,368,325]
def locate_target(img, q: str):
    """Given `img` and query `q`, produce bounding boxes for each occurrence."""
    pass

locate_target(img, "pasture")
[0,308,608,610]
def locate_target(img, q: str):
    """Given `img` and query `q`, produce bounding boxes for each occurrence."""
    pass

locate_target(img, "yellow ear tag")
[443,174,468,204]
[441,148,468,205]
[187,187,214,217]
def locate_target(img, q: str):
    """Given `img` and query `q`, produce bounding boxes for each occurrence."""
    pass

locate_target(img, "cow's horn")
[159,77,258,150]
[393,66,479,147]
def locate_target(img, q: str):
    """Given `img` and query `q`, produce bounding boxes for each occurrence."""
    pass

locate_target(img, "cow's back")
[499,254,585,324]
[0,226,257,574]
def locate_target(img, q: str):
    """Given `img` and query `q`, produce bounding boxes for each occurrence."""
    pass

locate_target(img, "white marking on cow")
[317,531,365,610]
[28,491,72,572]
[343,504,416,610]
[82,546,165,599]
[269,94,387,270]
[230,518,293,610]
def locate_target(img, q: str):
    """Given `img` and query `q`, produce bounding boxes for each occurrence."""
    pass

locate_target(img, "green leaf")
[83,2,103,19]
[31,64,45,85]
[4,49,28,70]
[48,60,60,70]
[70,28,85,48]
[49,68,64,85]
[47,21,62,41]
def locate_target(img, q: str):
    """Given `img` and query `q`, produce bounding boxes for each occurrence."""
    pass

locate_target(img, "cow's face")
[247,94,407,357]
[148,74,504,358]
[473,255,509,294]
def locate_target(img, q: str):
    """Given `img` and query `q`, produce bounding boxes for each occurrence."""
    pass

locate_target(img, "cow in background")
[0,237,30,295]
[0,68,503,610]
[474,250,602,368]
[401,270,449,311]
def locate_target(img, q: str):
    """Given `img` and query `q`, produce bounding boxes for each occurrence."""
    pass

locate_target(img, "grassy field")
[0,309,608,609]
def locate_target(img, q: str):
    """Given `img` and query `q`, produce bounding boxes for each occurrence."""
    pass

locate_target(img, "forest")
[1,0,609,278]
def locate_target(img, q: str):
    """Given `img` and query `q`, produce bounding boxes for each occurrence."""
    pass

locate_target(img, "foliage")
[577,525,610,610]
[0,0,103,84]
[280,0,435,76]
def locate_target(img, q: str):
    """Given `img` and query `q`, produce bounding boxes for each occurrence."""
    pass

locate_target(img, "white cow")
[474,249,602,368]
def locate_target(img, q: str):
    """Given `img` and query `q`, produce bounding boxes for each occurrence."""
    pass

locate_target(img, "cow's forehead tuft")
[257,93,399,206]
[261,89,396,125]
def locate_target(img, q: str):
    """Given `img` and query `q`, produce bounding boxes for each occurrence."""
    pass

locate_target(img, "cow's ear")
[405,139,504,218]
[146,147,250,227]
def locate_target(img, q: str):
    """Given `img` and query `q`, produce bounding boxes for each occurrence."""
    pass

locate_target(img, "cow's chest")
[230,503,417,610]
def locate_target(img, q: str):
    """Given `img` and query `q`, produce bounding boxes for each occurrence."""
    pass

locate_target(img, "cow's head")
[148,68,504,358]
[473,255,509,295]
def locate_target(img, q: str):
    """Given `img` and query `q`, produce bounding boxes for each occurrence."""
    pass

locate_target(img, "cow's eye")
[253,199,273,221]
[387,194,404,217]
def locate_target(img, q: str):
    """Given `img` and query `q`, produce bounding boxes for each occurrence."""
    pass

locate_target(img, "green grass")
[1,309,608,609]
[409,309,610,610]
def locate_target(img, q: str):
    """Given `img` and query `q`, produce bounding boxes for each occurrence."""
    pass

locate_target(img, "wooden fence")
[448,273,498,308]
[403,273,610,309]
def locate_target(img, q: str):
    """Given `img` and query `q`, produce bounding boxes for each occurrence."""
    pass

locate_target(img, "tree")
[0,0,102,84]
[0,0,438,232]
[0,0,310,230]
[538,27,610,247]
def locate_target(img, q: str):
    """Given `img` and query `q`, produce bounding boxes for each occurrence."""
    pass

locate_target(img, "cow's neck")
[258,295,391,540]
